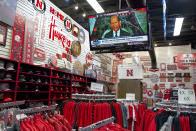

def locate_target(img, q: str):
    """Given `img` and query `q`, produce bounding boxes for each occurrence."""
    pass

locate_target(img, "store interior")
[0,0,196,130]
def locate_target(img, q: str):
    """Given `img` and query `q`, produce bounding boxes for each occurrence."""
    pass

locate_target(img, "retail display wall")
[112,45,193,105]
[0,0,93,73]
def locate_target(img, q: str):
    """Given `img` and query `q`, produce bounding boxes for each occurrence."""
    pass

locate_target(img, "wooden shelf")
[20,72,50,78]
[17,91,49,93]
[51,77,70,81]
[0,90,15,93]
[0,57,97,106]
[0,69,17,72]
[0,80,16,82]
[18,81,50,85]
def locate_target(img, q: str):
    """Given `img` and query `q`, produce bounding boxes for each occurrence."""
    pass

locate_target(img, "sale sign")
[178,89,196,104]
[118,65,143,79]
[177,53,196,68]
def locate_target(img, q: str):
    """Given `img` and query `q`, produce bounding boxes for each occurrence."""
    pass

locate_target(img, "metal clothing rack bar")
[14,104,57,115]
[72,94,115,99]
[78,117,115,131]
[155,102,196,112]
[0,101,25,108]
[0,110,9,130]
[13,104,57,123]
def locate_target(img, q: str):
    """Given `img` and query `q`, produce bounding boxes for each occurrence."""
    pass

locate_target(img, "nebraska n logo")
[127,69,133,77]
[32,0,46,14]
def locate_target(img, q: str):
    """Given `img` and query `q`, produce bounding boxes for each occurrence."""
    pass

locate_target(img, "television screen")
[89,8,150,53]
[0,0,18,26]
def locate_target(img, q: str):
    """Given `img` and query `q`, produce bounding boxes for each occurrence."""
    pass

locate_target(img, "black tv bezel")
[88,8,151,53]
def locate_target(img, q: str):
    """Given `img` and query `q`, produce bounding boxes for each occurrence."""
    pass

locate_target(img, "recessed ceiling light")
[75,5,78,10]
[173,18,184,36]
[83,13,86,17]
[154,44,157,47]
[86,0,104,13]
[169,43,172,46]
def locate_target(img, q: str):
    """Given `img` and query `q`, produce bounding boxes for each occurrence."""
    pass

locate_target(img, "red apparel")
[128,105,133,131]
[92,123,129,131]
[112,102,123,127]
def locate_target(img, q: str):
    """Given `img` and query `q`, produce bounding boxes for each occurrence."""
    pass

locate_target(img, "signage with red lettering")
[177,53,196,68]
[10,12,26,61]
[86,53,93,67]
[118,65,143,79]
[127,69,133,77]
[23,18,35,64]
[34,47,46,60]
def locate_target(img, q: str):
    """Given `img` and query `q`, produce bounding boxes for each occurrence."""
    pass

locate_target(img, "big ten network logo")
[126,69,133,77]
[32,0,46,13]
[135,8,146,15]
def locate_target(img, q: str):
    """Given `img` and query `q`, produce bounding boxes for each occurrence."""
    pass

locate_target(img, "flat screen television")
[88,8,150,53]
[0,0,18,26]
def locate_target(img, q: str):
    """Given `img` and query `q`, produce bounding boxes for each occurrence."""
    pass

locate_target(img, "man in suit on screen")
[103,15,130,38]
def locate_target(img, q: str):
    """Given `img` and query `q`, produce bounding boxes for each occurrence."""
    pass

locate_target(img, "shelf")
[51,84,70,87]
[72,86,86,88]
[20,62,51,70]
[0,69,17,72]
[72,80,86,82]
[51,77,70,81]
[0,90,15,93]
[52,69,71,74]
[0,80,16,82]
[17,91,49,93]
[51,98,68,101]
[24,99,49,102]
[18,81,50,85]
[86,76,97,80]
[51,91,67,93]
[20,72,50,78]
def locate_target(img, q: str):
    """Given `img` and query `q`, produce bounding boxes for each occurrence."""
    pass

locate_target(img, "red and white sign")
[23,18,35,64]
[32,0,46,14]
[177,53,196,68]
[86,53,93,67]
[34,48,46,60]
[118,65,143,79]
[140,56,151,61]
[10,12,26,61]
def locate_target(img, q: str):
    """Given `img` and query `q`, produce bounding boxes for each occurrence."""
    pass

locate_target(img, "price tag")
[91,82,103,92]
[178,89,196,104]
[126,93,135,101]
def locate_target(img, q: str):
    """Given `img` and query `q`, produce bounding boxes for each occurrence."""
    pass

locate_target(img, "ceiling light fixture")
[83,13,86,17]
[86,0,104,13]
[75,5,78,10]
[169,43,172,46]
[173,18,184,36]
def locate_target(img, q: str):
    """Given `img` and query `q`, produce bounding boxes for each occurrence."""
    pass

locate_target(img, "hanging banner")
[178,89,196,105]
[23,18,35,64]
[177,53,196,68]
[118,65,143,79]
[10,11,26,61]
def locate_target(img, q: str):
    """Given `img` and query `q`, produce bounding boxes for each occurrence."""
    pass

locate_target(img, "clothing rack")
[78,117,115,131]
[13,104,57,123]
[155,102,196,113]
[0,101,25,130]
[72,94,115,100]
[0,101,25,108]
